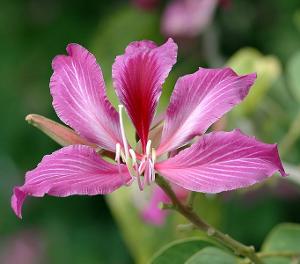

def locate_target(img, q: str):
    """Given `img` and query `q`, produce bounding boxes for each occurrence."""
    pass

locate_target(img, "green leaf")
[262,223,300,252]
[185,247,238,264]
[227,48,281,115]
[149,237,218,264]
[287,51,300,103]
[261,223,300,264]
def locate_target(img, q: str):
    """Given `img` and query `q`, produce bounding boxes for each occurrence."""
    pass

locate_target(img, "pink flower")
[142,185,188,225]
[12,39,286,218]
[162,0,218,37]
[134,0,227,37]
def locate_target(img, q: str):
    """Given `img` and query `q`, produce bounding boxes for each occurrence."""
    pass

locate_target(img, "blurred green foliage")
[1,0,300,263]
[150,223,300,263]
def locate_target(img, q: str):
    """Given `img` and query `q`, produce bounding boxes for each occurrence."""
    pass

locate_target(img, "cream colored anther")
[129,149,137,165]
[118,105,129,160]
[115,143,121,162]
[146,140,152,158]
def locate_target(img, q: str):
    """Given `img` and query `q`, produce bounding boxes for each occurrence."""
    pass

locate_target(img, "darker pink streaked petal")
[162,0,218,37]
[156,130,286,193]
[11,145,131,218]
[50,44,122,152]
[112,38,177,152]
[157,68,256,155]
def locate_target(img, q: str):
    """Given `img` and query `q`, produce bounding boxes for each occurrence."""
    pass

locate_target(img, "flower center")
[116,105,156,190]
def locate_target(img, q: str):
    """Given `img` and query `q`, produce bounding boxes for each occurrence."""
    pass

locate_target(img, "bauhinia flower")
[12,38,286,219]
[134,0,230,37]
[162,0,218,37]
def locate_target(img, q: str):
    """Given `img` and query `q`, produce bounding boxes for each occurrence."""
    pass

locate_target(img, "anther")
[151,148,156,164]
[149,160,156,183]
[151,148,156,182]
[115,143,121,162]
[129,149,137,165]
[118,105,129,160]
[146,140,152,158]
[115,143,127,185]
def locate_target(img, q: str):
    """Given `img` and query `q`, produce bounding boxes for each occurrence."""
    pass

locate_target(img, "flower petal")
[50,43,122,151]
[162,0,218,37]
[157,68,256,155]
[26,114,95,147]
[112,38,177,152]
[11,145,131,218]
[155,130,286,193]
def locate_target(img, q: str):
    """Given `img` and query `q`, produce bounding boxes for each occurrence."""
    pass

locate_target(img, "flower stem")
[155,175,264,264]
[187,191,197,208]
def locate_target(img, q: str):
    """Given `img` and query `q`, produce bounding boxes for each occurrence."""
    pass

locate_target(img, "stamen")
[129,149,144,191]
[150,160,156,182]
[146,140,152,158]
[144,161,152,186]
[151,148,156,164]
[129,149,137,165]
[115,143,126,185]
[115,143,121,162]
[151,148,156,182]
[138,158,146,175]
[118,105,129,160]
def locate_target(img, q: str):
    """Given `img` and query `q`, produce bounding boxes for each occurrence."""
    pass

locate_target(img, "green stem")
[187,191,197,208]
[155,175,264,264]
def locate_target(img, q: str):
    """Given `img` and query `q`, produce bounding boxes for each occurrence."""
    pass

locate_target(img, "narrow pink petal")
[156,130,286,193]
[50,44,122,151]
[112,38,177,152]
[11,145,131,218]
[157,68,256,155]
[162,0,218,37]
[25,114,95,147]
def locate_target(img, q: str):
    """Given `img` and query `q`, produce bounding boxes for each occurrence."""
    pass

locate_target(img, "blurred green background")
[1,0,300,263]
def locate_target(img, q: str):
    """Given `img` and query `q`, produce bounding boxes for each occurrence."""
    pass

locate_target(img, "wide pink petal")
[50,44,122,152]
[155,130,286,193]
[162,0,218,37]
[11,145,131,218]
[112,38,177,152]
[157,68,256,155]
